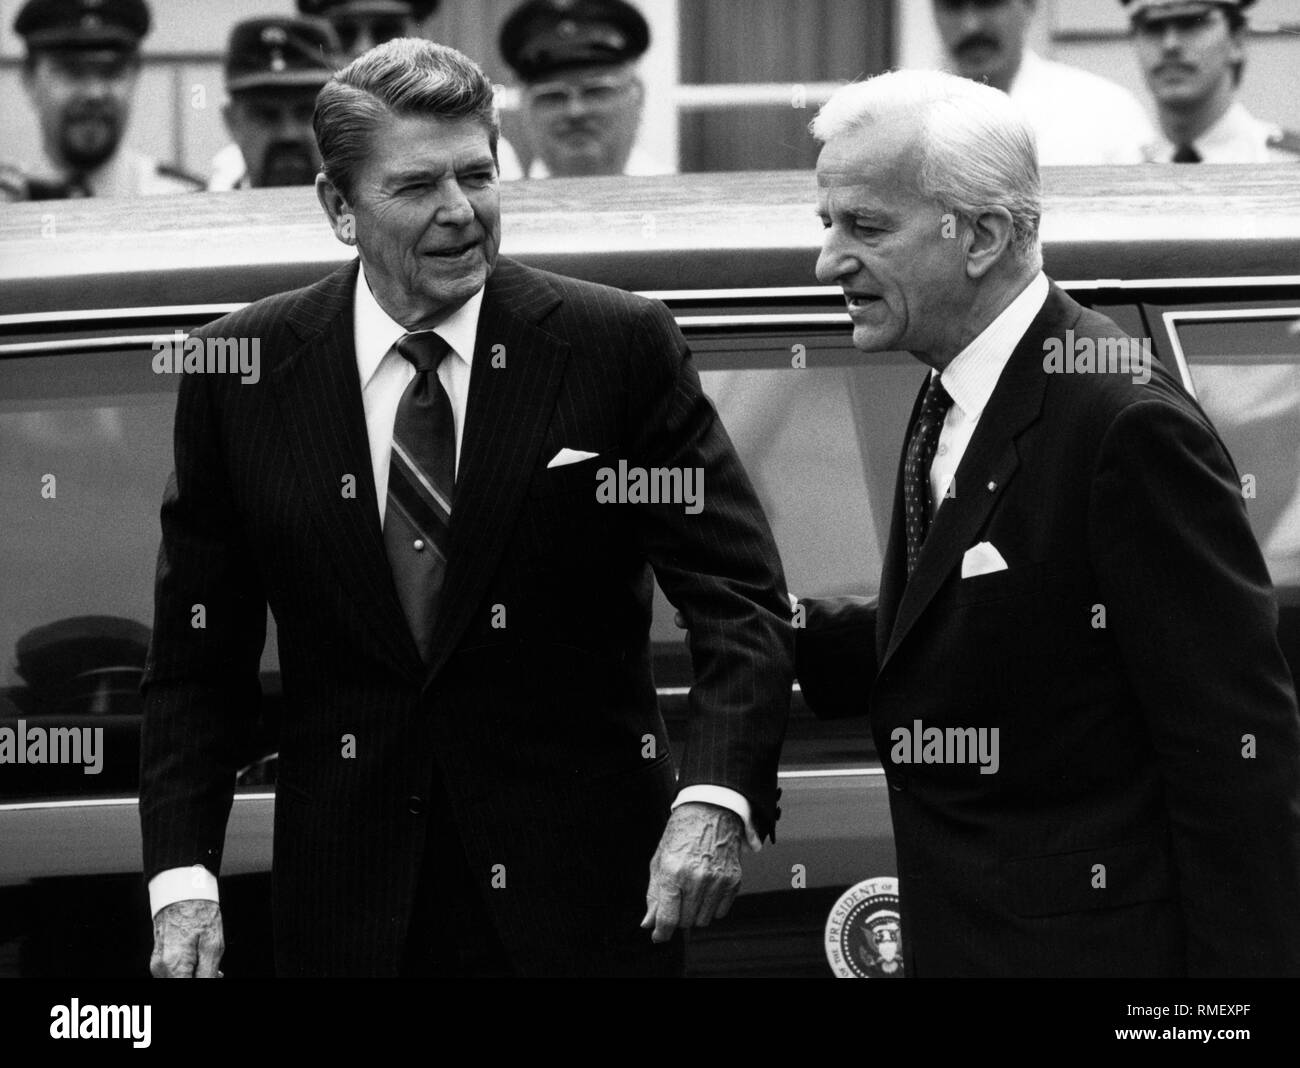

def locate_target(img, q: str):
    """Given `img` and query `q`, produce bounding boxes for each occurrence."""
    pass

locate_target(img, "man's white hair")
[811,69,1042,270]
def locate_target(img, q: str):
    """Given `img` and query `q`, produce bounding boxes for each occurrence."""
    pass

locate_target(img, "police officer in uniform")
[297,0,437,61]
[1124,0,1300,589]
[258,0,526,179]
[500,0,670,178]
[1123,0,1300,162]
[930,0,1155,165]
[209,18,343,191]
[2,0,203,201]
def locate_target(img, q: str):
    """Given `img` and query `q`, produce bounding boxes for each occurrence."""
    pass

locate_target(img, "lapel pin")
[987,480,997,492]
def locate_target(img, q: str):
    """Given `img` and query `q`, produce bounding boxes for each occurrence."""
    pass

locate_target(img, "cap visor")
[25,28,139,50]
[226,71,334,92]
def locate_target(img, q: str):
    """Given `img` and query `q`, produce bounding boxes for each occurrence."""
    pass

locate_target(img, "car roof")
[2,165,1298,315]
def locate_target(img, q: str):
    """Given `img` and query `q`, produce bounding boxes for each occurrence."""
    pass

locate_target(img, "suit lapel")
[878,284,1080,672]
[271,258,424,682]
[421,258,570,690]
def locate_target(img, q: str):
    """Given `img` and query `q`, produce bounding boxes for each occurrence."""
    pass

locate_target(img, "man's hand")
[641,802,744,943]
[150,899,224,978]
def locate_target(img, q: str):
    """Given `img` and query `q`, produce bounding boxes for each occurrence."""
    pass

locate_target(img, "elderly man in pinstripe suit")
[141,38,793,978]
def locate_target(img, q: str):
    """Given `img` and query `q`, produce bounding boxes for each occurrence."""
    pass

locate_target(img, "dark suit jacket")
[139,257,793,977]
[797,282,1300,977]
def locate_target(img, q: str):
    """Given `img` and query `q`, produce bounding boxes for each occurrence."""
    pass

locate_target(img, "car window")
[4,320,908,799]
[11,296,1294,801]
[648,328,916,771]
[650,328,922,641]
[0,344,280,801]
[1161,306,1300,588]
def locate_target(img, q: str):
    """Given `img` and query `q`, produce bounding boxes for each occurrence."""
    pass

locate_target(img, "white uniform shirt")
[205,141,249,191]
[23,147,200,196]
[1143,101,1300,163]
[1006,50,1156,166]
[525,144,673,179]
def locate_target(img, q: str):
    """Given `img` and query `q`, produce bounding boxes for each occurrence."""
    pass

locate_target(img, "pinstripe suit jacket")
[139,256,794,976]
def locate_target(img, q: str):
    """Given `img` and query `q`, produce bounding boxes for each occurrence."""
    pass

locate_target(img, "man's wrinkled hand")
[641,801,743,943]
[150,899,224,978]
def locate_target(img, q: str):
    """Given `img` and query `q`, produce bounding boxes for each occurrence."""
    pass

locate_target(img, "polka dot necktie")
[383,332,456,661]
[903,375,954,579]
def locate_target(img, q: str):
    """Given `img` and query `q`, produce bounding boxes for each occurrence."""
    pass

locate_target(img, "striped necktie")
[902,375,954,579]
[384,332,456,661]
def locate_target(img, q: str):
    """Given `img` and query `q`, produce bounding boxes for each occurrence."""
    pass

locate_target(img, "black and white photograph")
[1,0,1298,1046]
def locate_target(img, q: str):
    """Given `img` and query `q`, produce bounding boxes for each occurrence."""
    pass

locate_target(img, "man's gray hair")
[811,69,1042,269]
[314,38,500,198]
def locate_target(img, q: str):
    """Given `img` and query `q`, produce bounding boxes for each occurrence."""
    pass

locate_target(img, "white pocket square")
[546,448,600,469]
[961,541,1008,578]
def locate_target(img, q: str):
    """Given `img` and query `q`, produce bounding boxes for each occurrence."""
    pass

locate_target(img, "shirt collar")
[937,271,1049,420]
[354,264,484,389]
[87,149,131,196]
[1152,101,1255,158]
[37,145,129,195]
[1197,101,1256,152]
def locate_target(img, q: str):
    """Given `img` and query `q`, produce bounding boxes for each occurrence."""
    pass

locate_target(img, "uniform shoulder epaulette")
[156,161,208,190]
[1266,129,1300,157]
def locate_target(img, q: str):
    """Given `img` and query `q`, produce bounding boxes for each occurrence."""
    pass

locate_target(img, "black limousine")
[1,165,1298,976]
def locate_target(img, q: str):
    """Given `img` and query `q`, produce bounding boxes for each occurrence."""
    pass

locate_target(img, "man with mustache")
[208,2,525,188]
[1123,0,1299,162]
[1122,2,1300,623]
[500,0,670,178]
[931,0,1155,165]
[302,0,526,179]
[2,0,203,201]
[210,18,344,191]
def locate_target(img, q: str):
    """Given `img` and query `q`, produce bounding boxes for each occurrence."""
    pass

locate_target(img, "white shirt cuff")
[149,865,220,918]
[673,785,761,851]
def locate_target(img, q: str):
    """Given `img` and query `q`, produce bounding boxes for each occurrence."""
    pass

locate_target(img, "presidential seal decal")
[824,877,903,978]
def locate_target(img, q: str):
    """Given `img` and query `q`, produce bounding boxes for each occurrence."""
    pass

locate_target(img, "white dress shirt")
[1005,50,1155,166]
[525,144,674,179]
[1143,101,1300,164]
[205,142,248,192]
[928,272,1050,517]
[355,268,755,840]
[149,265,756,916]
[353,264,478,508]
[24,147,200,197]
